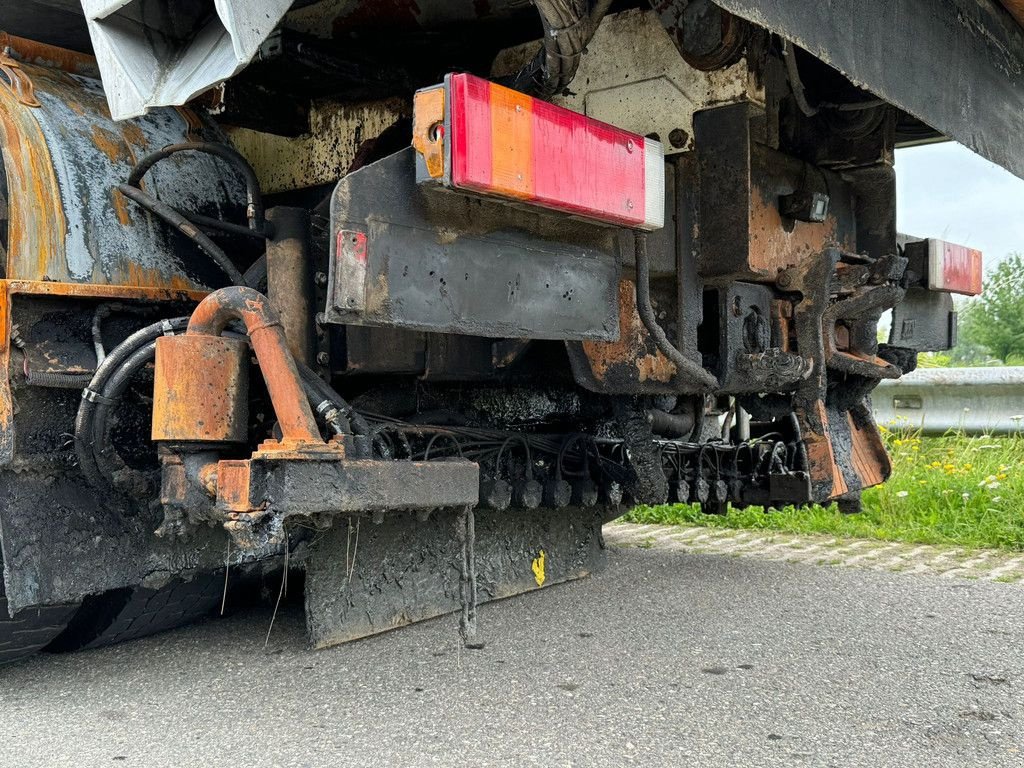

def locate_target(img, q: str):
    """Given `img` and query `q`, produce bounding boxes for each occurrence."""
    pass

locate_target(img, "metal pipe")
[265,207,316,368]
[187,287,321,443]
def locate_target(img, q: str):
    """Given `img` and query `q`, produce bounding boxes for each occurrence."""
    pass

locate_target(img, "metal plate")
[305,505,606,649]
[325,148,621,341]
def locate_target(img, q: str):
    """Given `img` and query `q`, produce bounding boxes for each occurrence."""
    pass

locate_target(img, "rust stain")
[0,33,97,77]
[120,122,147,147]
[848,412,890,489]
[748,186,850,278]
[0,80,67,281]
[90,124,127,163]
[582,280,676,384]
[123,262,197,292]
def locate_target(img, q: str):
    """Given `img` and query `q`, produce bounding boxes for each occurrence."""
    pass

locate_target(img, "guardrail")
[872,367,1024,435]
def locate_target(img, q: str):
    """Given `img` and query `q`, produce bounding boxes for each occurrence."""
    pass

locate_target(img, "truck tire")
[46,573,224,653]
[0,585,78,666]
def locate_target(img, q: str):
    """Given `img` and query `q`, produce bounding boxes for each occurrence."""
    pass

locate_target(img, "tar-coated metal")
[325,147,621,342]
[715,0,1024,183]
[0,59,244,289]
[305,504,604,649]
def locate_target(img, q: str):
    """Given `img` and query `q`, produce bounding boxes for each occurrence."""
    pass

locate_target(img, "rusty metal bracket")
[0,52,40,107]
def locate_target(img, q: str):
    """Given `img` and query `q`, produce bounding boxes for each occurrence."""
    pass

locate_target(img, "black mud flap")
[304,506,606,649]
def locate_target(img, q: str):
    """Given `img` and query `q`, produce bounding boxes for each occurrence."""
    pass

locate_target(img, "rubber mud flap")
[304,506,606,650]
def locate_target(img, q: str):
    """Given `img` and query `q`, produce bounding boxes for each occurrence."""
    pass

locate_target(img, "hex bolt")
[668,128,689,149]
[317,351,330,366]
[315,271,328,287]
[777,271,794,289]
[626,139,634,153]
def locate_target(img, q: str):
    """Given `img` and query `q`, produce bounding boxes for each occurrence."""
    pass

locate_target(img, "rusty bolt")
[668,128,689,149]
[317,351,330,366]
[777,271,793,289]
[315,271,328,287]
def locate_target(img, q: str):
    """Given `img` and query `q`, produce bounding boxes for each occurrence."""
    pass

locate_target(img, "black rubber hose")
[91,341,159,495]
[189,213,270,241]
[117,184,245,286]
[633,233,718,392]
[75,317,189,491]
[127,142,265,233]
[24,370,94,389]
[296,362,370,436]
[512,0,612,96]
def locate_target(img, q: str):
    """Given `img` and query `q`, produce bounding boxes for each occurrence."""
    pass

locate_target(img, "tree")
[958,252,1024,363]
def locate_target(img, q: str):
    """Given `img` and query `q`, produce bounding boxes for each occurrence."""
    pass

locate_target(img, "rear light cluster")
[413,73,664,231]
[926,239,983,295]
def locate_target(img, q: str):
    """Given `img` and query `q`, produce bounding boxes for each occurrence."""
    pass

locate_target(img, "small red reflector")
[413,73,664,230]
[927,239,983,295]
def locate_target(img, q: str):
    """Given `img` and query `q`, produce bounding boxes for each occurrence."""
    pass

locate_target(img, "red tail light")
[413,73,664,231]
[927,239,983,295]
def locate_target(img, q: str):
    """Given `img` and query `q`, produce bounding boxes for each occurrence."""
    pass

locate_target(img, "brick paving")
[603,523,1024,582]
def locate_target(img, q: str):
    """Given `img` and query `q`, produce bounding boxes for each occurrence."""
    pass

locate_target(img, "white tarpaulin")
[82,0,294,120]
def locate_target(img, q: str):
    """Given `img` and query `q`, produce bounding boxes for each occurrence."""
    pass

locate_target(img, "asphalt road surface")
[1,547,1022,767]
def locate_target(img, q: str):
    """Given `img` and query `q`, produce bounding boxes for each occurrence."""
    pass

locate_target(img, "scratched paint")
[3,63,245,288]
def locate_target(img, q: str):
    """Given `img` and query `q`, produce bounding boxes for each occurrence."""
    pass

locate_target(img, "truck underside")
[0,0,1020,662]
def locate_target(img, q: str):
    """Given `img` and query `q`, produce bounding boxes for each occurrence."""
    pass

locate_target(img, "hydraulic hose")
[127,142,266,233]
[117,184,245,286]
[633,233,718,392]
[513,0,613,96]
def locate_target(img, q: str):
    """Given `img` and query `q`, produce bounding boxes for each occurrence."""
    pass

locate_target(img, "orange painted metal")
[411,86,445,179]
[151,335,249,443]
[0,33,98,78]
[1001,1,1024,27]
[215,460,257,513]
[184,287,325,448]
[580,279,677,386]
[0,280,210,466]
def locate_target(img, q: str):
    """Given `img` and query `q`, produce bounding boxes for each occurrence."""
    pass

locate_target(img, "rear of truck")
[0,0,1019,662]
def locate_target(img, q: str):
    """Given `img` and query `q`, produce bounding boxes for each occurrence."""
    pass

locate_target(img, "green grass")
[622,426,1024,552]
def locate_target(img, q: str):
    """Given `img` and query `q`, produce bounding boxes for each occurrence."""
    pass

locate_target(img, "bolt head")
[317,351,330,366]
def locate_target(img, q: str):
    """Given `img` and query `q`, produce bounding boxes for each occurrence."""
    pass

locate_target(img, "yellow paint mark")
[531,550,546,587]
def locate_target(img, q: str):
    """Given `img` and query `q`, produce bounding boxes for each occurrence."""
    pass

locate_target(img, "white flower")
[962,492,971,500]
[896,491,909,498]
[993,496,1003,503]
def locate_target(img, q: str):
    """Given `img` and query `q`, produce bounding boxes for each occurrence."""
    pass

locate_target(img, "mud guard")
[304,506,606,649]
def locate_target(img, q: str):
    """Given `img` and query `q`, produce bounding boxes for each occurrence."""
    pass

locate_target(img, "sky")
[896,143,1024,271]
